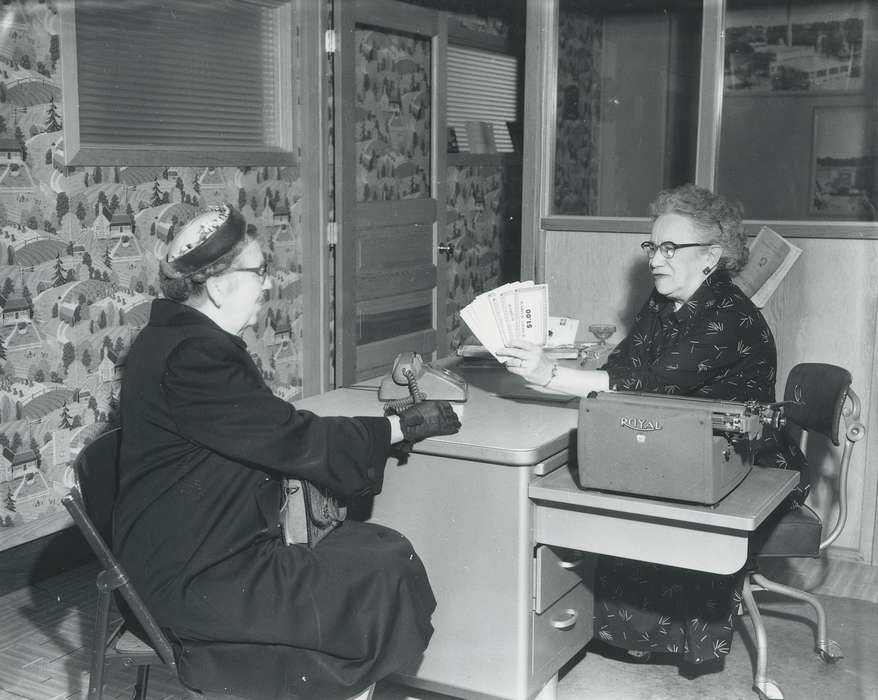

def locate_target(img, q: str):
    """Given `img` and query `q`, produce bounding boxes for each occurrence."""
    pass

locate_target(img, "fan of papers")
[460,282,552,361]
[460,282,547,358]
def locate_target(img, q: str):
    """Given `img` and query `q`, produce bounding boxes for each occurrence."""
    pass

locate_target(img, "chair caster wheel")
[754,679,783,700]
[817,639,843,662]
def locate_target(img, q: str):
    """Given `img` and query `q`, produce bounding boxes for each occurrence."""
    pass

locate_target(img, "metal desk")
[298,370,582,700]
[296,367,798,700]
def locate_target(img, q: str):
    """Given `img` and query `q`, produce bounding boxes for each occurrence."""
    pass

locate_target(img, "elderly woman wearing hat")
[497,184,805,667]
[114,204,460,700]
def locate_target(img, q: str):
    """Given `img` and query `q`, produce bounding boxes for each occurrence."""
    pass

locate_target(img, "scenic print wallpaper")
[553,0,602,215]
[444,162,518,353]
[354,27,431,203]
[0,0,305,550]
[0,0,521,551]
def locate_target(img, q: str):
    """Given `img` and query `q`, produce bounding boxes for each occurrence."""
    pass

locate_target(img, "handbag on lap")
[281,479,346,548]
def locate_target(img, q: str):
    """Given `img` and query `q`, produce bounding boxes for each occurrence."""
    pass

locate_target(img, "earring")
[702,266,712,275]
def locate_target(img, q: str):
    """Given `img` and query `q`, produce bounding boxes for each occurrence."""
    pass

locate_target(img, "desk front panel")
[367,451,590,700]
[294,383,589,698]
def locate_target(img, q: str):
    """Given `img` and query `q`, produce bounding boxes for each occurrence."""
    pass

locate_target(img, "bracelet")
[539,362,559,387]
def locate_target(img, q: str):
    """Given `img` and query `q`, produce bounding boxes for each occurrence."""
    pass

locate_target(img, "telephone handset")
[378,352,468,411]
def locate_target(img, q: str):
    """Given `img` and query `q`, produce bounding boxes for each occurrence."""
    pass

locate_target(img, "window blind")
[69,0,291,161]
[447,45,519,153]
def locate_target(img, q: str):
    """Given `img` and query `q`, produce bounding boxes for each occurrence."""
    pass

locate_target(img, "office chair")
[741,363,865,700]
[61,428,178,700]
[62,428,377,700]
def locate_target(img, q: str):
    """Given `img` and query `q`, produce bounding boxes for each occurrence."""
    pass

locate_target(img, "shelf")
[446,152,521,167]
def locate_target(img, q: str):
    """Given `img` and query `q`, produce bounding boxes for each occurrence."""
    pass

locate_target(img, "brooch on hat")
[164,203,247,278]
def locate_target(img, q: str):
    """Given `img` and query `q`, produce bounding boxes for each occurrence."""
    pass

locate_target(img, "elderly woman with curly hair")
[498,184,805,667]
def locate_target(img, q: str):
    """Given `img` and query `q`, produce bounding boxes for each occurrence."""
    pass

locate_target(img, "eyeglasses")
[230,262,270,281]
[641,241,712,260]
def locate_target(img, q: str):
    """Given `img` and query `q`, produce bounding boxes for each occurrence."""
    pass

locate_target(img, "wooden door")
[335,0,447,384]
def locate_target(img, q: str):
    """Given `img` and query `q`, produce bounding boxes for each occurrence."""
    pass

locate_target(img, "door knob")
[437,242,454,260]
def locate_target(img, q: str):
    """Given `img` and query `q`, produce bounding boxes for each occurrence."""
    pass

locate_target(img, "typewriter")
[578,392,784,505]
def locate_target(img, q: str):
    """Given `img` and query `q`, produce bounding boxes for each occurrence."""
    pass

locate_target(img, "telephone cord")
[383,368,426,414]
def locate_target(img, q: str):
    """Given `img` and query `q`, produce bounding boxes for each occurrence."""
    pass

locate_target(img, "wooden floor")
[1,557,877,700]
[0,562,186,700]
[758,555,878,604]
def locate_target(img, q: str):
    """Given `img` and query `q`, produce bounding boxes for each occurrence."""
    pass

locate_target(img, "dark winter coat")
[114,300,435,699]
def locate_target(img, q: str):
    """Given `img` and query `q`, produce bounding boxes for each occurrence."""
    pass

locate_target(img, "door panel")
[357,266,438,301]
[336,0,447,384]
[357,289,434,344]
[355,198,438,303]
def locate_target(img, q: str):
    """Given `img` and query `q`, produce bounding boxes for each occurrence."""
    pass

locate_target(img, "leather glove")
[397,401,461,443]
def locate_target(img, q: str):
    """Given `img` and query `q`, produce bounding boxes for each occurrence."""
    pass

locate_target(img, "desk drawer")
[534,545,593,614]
[531,581,593,679]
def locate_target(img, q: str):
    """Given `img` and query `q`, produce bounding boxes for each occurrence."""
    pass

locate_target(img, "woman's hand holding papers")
[498,340,612,396]
[497,340,556,386]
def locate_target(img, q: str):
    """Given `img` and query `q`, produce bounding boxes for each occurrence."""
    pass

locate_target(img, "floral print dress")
[594,272,806,664]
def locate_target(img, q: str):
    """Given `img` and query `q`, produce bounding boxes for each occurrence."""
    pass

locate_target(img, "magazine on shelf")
[465,120,497,154]
[733,226,802,308]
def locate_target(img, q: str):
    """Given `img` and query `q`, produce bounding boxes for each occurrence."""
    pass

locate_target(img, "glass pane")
[718,0,877,221]
[553,0,702,216]
[355,26,432,202]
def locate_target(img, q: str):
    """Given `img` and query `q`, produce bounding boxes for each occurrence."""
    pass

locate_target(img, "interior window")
[717,0,877,221]
[552,0,702,216]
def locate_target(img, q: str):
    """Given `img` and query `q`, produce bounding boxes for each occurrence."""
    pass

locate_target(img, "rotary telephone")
[378,352,468,411]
